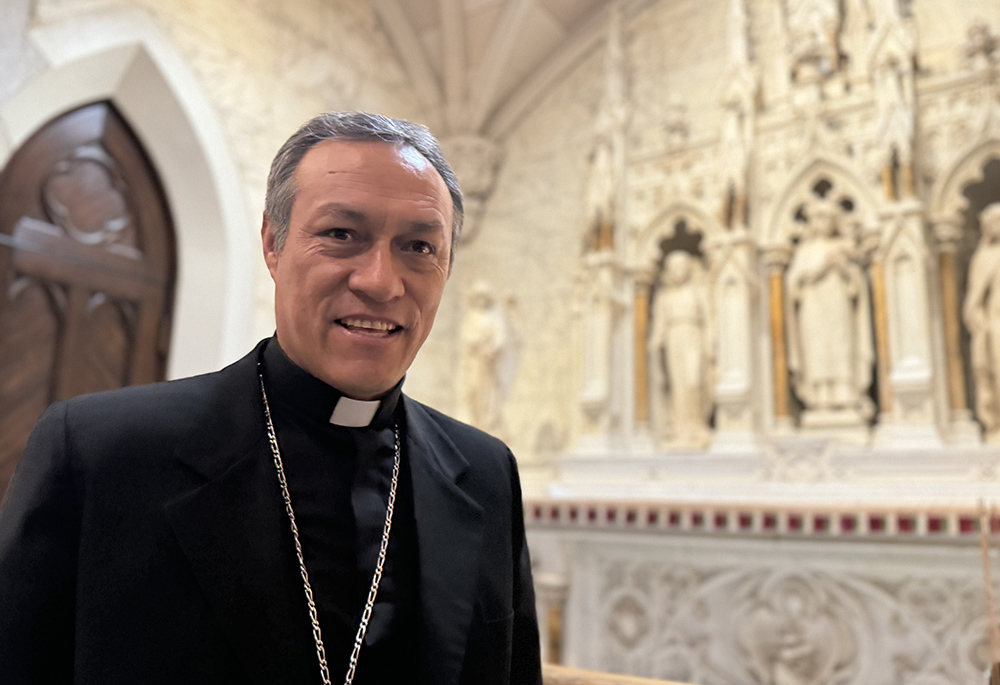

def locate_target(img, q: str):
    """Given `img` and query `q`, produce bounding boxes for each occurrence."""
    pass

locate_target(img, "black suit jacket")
[0,343,542,684]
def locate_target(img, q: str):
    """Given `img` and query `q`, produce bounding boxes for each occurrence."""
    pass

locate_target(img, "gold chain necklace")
[259,371,400,685]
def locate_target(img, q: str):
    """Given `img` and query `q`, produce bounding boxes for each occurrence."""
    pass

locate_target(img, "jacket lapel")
[404,398,485,685]
[163,345,315,685]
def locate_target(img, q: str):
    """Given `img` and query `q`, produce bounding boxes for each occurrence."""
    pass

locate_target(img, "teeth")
[340,318,398,332]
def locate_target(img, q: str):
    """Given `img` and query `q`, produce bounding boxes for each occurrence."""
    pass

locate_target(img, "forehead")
[294,139,450,208]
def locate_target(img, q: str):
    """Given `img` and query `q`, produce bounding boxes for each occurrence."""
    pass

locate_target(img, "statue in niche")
[579,257,626,426]
[963,204,1000,442]
[720,99,753,228]
[458,281,517,436]
[785,198,874,417]
[650,251,714,448]
[584,132,616,252]
[962,20,998,71]
[784,0,842,82]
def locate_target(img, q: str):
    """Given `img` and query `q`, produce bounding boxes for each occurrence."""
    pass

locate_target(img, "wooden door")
[0,102,175,496]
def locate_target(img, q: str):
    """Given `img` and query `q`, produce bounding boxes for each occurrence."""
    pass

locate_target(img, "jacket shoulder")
[41,346,262,462]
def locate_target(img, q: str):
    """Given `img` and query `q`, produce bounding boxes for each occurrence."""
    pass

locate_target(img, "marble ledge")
[514,439,1000,510]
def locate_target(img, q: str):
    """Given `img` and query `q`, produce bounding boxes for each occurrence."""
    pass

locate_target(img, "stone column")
[874,167,896,417]
[869,258,893,414]
[598,221,615,252]
[881,167,897,202]
[762,246,792,430]
[932,213,981,443]
[633,274,653,428]
[534,573,569,664]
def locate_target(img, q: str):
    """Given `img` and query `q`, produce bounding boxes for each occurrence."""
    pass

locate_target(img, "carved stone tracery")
[41,144,138,253]
[562,543,996,685]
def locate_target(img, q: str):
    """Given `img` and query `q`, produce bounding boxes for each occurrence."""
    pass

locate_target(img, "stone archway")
[0,9,253,380]
[929,138,1000,441]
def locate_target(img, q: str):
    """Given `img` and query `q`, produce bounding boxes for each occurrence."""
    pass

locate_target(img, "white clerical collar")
[329,396,381,427]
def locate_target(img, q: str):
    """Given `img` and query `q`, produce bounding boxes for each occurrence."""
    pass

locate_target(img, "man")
[0,112,542,685]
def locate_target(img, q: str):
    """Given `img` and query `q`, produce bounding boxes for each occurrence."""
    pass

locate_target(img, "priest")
[0,112,542,685]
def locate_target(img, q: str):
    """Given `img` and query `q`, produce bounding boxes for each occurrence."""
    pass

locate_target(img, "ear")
[261,215,280,280]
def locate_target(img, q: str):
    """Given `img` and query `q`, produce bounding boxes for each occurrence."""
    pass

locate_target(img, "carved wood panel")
[0,101,175,496]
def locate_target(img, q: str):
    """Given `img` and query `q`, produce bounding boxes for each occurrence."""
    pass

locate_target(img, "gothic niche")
[648,221,713,449]
[959,159,1000,441]
[783,179,876,433]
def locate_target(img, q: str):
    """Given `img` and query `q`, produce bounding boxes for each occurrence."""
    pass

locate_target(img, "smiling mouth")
[336,317,403,337]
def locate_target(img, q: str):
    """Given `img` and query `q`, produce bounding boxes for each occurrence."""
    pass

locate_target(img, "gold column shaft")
[939,250,968,413]
[634,286,650,425]
[881,167,897,202]
[870,260,893,413]
[546,604,563,665]
[768,270,790,419]
[598,221,614,252]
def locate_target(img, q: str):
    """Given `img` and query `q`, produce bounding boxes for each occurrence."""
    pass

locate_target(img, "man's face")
[263,140,452,400]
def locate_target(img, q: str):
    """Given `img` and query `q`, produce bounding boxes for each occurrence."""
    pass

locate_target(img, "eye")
[325,228,352,241]
[408,240,436,255]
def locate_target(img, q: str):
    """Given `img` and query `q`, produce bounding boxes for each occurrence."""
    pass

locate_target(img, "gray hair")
[264,112,464,263]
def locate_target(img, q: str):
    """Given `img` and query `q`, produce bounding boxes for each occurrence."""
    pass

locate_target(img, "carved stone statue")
[962,19,998,71]
[785,199,874,417]
[720,95,753,227]
[739,575,856,685]
[580,254,626,427]
[458,281,515,435]
[584,133,616,252]
[784,0,842,82]
[650,251,713,448]
[963,204,1000,442]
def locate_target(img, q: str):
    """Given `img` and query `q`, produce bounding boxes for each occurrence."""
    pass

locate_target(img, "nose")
[348,241,405,303]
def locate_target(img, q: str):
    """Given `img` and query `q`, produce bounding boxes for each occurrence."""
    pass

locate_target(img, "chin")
[335,375,395,401]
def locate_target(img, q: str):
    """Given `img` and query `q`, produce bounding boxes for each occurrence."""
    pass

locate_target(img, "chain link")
[260,371,400,685]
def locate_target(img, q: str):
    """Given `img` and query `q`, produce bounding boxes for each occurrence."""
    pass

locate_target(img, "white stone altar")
[508,1,1000,683]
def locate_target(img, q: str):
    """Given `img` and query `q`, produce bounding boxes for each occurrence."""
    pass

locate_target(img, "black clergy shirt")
[261,338,422,684]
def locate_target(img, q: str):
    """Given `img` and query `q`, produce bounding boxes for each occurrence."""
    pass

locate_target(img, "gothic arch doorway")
[0,101,175,495]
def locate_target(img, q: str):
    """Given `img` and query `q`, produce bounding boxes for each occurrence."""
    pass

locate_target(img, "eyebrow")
[317,203,446,233]
[319,204,367,223]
